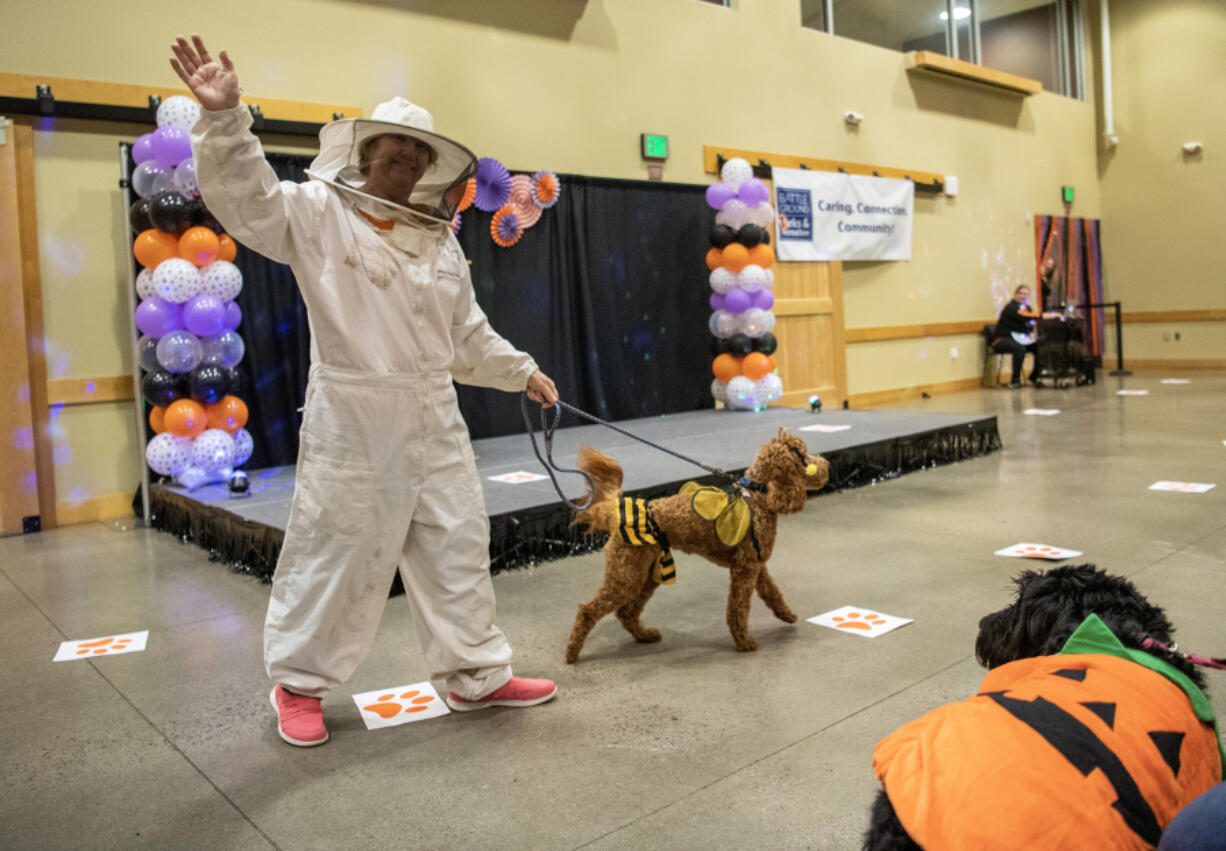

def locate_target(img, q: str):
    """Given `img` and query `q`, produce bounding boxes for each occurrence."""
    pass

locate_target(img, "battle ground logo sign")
[776,187,812,241]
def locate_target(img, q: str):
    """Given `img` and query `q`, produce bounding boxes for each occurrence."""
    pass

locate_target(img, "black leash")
[520,394,744,510]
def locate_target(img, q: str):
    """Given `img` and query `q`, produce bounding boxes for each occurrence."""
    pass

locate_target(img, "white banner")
[773,168,914,261]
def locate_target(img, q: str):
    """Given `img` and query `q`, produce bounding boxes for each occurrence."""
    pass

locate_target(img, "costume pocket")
[290,451,377,536]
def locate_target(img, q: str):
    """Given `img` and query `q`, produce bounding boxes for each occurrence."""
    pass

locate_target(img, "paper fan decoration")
[508,174,542,228]
[451,211,462,235]
[531,171,560,209]
[491,206,523,247]
[456,177,476,212]
[475,157,512,212]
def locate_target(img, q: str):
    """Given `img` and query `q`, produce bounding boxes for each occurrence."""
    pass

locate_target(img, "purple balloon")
[135,297,183,337]
[737,177,769,207]
[724,287,751,314]
[708,292,726,311]
[222,300,242,331]
[705,182,735,211]
[150,126,192,169]
[133,133,157,165]
[182,293,226,337]
[752,288,775,311]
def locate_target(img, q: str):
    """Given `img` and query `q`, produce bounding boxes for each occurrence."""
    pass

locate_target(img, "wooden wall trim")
[46,376,135,406]
[845,320,992,344]
[1120,309,1226,324]
[1124,359,1226,371]
[0,72,360,123]
[774,297,832,317]
[14,120,56,530]
[702,145,942,185]
[905,51,1043,95]
[848,377,985,409]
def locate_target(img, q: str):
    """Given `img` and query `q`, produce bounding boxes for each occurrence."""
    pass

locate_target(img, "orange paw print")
[833,612,888,631]
[1018,545,1062,558]
[75,636,133,656]
[363,690,436,719]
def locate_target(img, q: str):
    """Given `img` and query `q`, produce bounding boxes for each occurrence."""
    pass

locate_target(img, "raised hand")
[169,35,240,112]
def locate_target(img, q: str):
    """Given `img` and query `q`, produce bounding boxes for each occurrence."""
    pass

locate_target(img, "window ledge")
[905,51,1042,96]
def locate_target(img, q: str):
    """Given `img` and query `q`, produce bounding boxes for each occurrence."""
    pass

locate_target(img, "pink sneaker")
[269,685,329,747]
[445,676,557,712]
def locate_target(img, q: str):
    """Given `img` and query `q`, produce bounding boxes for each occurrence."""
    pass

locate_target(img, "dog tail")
[571,445,623,534]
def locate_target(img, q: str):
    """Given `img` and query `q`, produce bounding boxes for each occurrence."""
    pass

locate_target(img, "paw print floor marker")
[995,542,1083,561]
[53,630,149,662]
[352,681,450,729]
[807,605,912,639]
[1149,481,1215,494]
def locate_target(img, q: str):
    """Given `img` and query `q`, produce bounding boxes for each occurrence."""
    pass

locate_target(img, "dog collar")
[738,477,767,493]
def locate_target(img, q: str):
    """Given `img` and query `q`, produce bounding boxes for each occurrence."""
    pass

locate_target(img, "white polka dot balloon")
[199,260,242,301]
[231,428,254,467]
[709,267,736,295]
[135,267,157,300]
[741,307,775,338]
[715,199,752,230]
[145,433,192,476]
[153,258,202,303]
[763,267,775,290]
[707,309,739,340]
[737,265,767,293]
[750,201,776,228]
[156,95,202,131]
[710,379,729,404]
[720,157,753,191]
[759,373,784,403]
[192,428,236,472]
[726,376,755,410]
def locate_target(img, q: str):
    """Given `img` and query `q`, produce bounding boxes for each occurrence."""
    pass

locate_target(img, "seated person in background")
[991,285,1056,388]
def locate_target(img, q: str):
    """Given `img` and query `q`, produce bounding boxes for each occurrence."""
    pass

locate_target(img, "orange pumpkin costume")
[873,615,1223,850]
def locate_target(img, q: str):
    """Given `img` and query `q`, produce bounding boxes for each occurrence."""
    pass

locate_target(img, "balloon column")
[705,158,782,411]
[132,96,255,489]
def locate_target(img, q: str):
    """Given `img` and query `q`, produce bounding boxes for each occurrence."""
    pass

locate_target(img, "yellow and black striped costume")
[616,497,676,585]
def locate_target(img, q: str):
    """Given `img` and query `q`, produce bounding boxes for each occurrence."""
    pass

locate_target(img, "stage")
[149,406,1001,580]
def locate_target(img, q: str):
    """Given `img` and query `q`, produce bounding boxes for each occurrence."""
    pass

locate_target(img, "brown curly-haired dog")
[565,429,829,663]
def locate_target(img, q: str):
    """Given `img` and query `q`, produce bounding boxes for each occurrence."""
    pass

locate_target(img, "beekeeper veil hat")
[306,97,476,225]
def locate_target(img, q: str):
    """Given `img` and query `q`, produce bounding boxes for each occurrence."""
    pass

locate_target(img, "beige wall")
[0,0,1133,519]
[1096,0,1226,364]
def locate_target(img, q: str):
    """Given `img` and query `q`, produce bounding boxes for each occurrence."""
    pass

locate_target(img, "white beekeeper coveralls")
[192,98,537,700]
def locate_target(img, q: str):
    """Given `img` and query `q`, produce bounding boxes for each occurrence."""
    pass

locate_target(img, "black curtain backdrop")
[232,157,714,469]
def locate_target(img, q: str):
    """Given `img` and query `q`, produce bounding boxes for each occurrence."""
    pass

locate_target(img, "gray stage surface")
[156,406,998,540]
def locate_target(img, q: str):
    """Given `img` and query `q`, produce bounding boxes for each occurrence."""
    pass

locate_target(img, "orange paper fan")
[491,205,524,247]
[508,174,542,228]
[456,177,476,212]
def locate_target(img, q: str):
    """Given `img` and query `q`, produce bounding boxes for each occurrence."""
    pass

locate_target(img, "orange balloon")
[217,233,237,263]
[134,229,180,269]
[766,354,778,373]
[206,395,249,434]
[742,352,771,381]
[712,354,742,383]
[705,247,723,271]
[748,243,775,269]
[164,399,207,439]
[722,243,749,273]
[180,226,221,267]
[149,406,167,434]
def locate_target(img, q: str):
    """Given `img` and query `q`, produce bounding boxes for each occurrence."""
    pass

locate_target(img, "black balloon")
[188,364,232,405]
[727,333,753,357]
[142,370,182,407]
[737,224,767,248]
[149,191,191,232]
[129,197,153,231]
[754,332,778,355]
[186,197,218,230]
[710,224,736,249]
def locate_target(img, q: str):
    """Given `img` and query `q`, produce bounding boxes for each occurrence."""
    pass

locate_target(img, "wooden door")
[766,181,848,409]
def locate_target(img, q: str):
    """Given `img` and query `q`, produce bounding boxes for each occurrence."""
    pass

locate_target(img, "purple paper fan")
[474,157,512,212]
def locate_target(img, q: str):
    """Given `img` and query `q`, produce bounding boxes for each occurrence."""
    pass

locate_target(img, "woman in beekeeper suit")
[171,35,559,747]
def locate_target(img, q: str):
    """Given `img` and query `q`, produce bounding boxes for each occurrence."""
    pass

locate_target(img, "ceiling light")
[939,7,972,20]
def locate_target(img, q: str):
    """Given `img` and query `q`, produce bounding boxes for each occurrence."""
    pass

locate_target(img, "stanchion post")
[118,142,152,525]
[1108,300,1131,376]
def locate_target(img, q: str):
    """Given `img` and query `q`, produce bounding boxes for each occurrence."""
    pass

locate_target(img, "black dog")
[863,565,1218,851]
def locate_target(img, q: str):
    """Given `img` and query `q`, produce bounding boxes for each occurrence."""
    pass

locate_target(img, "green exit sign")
[641,133,669,161]
[1062,185,1074,203]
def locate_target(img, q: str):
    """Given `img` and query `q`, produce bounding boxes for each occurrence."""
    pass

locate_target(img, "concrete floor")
[2,372,1224,850]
